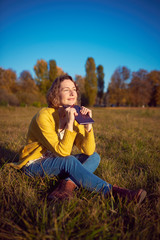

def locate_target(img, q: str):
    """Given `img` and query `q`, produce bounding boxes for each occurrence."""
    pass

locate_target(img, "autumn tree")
[97,65,105,105]
[85,57,97,106]
[48,60,57,88]
[0,68,17,93]
[146,70,160,106]
[19,71,38,92]
[129,69,151,106]
[75,75,86,105]
[57,66,65,76]
[0,68,19,105]
[108,66,130,106]
[34,59,48,94]
[16,70,43,105]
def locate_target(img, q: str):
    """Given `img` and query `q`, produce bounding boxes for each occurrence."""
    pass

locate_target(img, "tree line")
[107,67,160,107]
[0,57,160,107]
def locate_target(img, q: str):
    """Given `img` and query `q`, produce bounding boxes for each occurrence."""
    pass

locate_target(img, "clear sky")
[0,0,160,89]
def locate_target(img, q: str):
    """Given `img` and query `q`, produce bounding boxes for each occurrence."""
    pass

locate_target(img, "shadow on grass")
[0,145,19,167]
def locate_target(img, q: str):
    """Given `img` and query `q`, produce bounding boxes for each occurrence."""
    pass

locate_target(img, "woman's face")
[59,79,77,107]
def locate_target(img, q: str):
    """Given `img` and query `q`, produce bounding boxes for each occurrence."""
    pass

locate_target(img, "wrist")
[66,121,74,132]
[85,124,92,132]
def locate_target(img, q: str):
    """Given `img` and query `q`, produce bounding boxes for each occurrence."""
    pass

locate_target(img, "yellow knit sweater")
[9,107,95,169]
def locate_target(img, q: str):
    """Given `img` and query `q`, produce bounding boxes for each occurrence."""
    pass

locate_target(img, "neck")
[58,107,66,119]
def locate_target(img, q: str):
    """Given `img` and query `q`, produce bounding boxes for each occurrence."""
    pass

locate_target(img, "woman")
[10,74,146,203]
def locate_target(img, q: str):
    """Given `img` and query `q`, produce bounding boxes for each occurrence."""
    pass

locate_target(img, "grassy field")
[0,106,160,240]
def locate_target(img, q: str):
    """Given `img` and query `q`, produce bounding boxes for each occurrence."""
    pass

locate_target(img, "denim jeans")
[23,152,112,195]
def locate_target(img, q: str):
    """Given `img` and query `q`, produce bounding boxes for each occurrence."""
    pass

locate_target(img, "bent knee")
[64,155,78,166]
[92,152,101,165]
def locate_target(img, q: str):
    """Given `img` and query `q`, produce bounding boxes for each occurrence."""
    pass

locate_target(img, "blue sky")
[0,0,160,89]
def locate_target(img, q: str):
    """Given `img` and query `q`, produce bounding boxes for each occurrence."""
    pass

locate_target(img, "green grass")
[0,106,160,240]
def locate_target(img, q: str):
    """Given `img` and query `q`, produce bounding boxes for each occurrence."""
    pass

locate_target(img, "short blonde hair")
[46,75,80,108]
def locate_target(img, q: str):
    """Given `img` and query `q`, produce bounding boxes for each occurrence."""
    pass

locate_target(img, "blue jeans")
[23,152,112,195]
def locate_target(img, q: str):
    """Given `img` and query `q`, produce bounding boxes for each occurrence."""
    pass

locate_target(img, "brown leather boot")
[48,180,77,200]
[112,185,147,204]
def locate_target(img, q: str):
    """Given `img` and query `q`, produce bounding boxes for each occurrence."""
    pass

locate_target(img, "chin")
[62,102,75,107]
[68,103,75,106]
[68,101,76,105]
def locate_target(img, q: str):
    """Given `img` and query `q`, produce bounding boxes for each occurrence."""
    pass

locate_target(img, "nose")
[69,90,74,95]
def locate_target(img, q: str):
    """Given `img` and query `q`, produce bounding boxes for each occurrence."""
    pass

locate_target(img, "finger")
[66,107,78,116]
[80,106,87,114]
[80,107,91,116]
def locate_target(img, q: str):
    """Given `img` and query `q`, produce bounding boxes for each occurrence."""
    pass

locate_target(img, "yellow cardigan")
[9,107,95,169]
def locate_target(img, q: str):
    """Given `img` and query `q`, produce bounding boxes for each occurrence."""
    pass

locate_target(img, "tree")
[56,66,65,76]
[75,75,86,105]
[129,69,151,106]
[146,70,160,106]
[108,66,130,106]
[97,65,105,105]
[0,68,19,105]
[34,59,48,94]
[16,70,46,105]
[19,71,38,93]
[17,71,40,105]
[0,67,17,93]
[49,60,57,88]
[85,57,97,106]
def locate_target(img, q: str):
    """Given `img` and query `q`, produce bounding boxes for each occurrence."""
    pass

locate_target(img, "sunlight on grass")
[0,106,160,239]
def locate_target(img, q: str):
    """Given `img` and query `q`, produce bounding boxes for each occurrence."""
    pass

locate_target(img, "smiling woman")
[8,74,146,203]
[59,80,77,105]
[46,75,79,108]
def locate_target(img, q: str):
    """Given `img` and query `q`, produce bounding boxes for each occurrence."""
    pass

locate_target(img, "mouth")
[68,98,75,101]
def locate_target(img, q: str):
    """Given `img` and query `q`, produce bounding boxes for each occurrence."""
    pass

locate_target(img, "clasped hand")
[65,106,92,132]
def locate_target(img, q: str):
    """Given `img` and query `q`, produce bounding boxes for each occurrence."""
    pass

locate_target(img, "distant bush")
[0,88,19,106]
[32,101,42,107]
[19,102,27,107]
[16,91,46,106]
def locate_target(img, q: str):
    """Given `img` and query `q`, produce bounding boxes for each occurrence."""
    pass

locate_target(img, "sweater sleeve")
[31,109,77,157]
[74,126,96,155]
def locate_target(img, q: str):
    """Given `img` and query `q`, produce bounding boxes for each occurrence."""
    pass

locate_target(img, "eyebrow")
[61,86,77,90]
